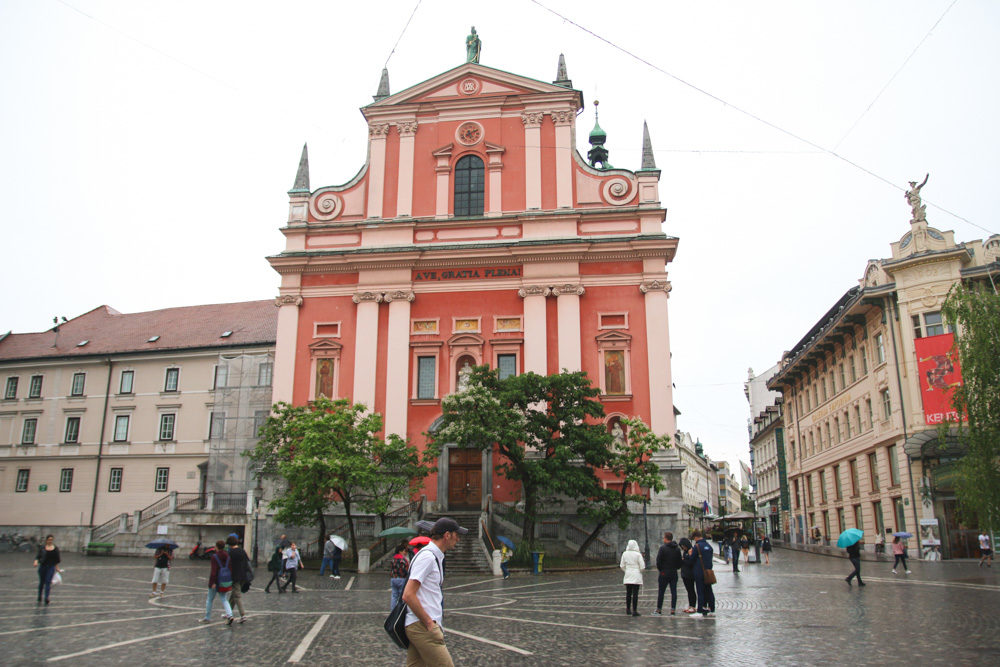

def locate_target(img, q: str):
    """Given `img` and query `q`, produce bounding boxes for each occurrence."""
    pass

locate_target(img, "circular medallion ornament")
[459,78,480,95]
[456,121,483,146]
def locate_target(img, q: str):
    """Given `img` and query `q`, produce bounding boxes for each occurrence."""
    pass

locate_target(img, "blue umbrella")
[497,536,515,549]
[837,528,863,548]
[145,539,178,550]
[893,532,913,539]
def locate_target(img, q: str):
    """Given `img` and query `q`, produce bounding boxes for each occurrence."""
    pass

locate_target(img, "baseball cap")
[430,517,468,536]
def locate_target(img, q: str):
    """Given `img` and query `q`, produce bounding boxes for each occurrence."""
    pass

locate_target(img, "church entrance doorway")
[447,447,482,510]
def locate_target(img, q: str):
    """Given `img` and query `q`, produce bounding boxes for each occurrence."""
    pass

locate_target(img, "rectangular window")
[875,333,886,364]
[497,354,517,380]
[417,356,436,399]
[924,311,945,337]
[838,364,846,390]
[21,418,37,445]
[849,459,859,496]
[881,389,892,421]
[4,377,17,399]
[793,479,800,509]
[158,414,175,441]
[849,357,856,383]
[213,364,228,389]
[912,314,923,340]
[833,417,841,444]
[855,405,863,434]
[822,511,830,540]
[887,444,900,486]
[119,370,134,394]
[819,470,827,502]
[257,362,273,387]
[843,411,851,439]
[873,500,885,535]
[154,467,169,492]
[893,497,906,531]
[70,372,86,396]
[59,468,73,492]
[868,452,880,492]
[837,508,845,534]
[28,375,43,398]
[807,476,814,506]
[820,377,827,402]
[253,410,269,439]
[64,416,81,444]
[16,469,30,492]
[834,464,843,500]
[853,504,863,530]
[860,347,868,374]
[108,467,123,492]
[113,415,130,442]
[164,368,179,392]
[209,412,226,439]
[866,399,874,429]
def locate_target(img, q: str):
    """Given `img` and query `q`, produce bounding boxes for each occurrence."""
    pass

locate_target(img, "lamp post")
[252,479,264,567]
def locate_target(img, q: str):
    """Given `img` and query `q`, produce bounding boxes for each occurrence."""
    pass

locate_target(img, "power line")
[384,0,423,69]
[529,0,996,238]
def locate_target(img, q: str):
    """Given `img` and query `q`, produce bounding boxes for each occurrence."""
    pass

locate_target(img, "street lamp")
[252,478,264,567]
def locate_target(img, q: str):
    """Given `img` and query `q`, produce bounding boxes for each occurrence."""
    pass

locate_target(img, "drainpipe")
[885,296,922,555]
[88,357,113,529]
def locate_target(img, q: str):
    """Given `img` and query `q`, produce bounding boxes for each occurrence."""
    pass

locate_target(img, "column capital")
[551,283,585,297]
[520,111,544,128]
[383,290,415,303]
[369,123,391,137]
[639,280,671,294]
[518,285,551,298]
[549,110,574,126]
[352,291,384,304]
[274,294,303,307]
[397,121,419,137]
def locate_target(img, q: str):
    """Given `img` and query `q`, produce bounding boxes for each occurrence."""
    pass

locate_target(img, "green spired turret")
[587,100,611,170]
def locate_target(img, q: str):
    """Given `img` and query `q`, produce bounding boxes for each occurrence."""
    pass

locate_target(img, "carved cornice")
[518,285,551,298]
[383,290,415,303]
[551,283,585,297]
[520,112,544,128]
[549,110,574,125]
[639,280,672,294]
[368,123,391,137]
[274,295,303,307]
[352,291,384,304]
[396,121,419,137]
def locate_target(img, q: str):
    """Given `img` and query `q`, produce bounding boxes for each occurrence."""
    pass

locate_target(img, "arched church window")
[454,155,484,216]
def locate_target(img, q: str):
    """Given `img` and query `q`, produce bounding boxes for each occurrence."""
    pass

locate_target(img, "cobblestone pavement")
[2,547,998,665]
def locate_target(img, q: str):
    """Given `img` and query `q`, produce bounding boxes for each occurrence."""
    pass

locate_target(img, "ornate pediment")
[595,330,632,344]
[447,333,485,347]
[308,339,343,357]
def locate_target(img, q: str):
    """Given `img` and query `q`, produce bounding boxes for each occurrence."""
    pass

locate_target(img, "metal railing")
[91,514,122,542]
[175,492,205,511]
[213,493,248,513]
[137,494,172,530]
[493,500,524,529]
[567,522,616,561]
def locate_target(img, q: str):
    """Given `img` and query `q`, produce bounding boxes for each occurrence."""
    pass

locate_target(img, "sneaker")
[651,610,662,616]
[226,616,234,626]
[333,575,341,580]
[858,582,866,586]
[149,593,157,598]
[238,616,248,624]
[905,570,912,574]
[845,577,852,586]
[199,618,211,623]
[891,569,897,574]
[330,575,336,578]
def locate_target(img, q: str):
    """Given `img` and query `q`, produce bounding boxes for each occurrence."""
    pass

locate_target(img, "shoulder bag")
[698,547,717,585]
[384,550,442,650]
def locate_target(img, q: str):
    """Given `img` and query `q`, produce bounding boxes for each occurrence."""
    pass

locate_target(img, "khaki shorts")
[151,567,170,584]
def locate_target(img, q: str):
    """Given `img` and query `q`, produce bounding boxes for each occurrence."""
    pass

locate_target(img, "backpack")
[213,552,233,593]
[240,550,254,592]
[390,554,409,579]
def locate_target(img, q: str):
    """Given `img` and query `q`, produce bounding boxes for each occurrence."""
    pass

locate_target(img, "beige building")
[0,301,276,548]
[674,431,716,533]
[768,180,1000,557]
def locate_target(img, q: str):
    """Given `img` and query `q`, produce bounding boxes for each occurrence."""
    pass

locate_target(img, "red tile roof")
[0,301,277,361]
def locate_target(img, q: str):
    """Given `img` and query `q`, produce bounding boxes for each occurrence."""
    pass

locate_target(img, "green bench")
[84,542,114,555]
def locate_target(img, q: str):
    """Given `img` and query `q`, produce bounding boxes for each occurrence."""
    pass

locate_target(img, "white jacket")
[620,540,645,585]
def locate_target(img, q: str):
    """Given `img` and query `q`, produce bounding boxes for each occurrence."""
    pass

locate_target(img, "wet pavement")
[1,547,997,665]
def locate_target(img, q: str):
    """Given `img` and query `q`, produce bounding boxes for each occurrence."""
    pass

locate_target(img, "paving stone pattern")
[1,547,997,665]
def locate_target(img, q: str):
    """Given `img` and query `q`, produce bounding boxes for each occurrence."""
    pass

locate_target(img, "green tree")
[740,486,755,512]
[359,434,433,532]
[575,416,669,557]
[247,398,428,556]
[941,283,1000,532]
[428,367,613,553]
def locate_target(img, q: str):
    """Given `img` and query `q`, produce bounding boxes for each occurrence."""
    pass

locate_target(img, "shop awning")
[903,428,965,458]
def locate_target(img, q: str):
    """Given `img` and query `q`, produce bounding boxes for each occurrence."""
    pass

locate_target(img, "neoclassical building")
[767,179,1000,557]
[267,53,683,530]
[746,365,788,539]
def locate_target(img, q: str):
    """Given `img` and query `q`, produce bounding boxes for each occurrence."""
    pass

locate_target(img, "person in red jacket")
[200,539,234,624]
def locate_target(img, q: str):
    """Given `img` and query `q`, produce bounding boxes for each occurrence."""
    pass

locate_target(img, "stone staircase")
[423,512,493,574]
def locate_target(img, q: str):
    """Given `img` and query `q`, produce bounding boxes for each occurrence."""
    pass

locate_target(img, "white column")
[352,291,382,410]
[384,291,414,437]
[551,110,574,208]
[366,123,390,219]
[271,295,302,405]
[553,284,583,372]
[396,122,417,217]
[522,112,543,210]
[519,286,550,374]
[641,280,674,436]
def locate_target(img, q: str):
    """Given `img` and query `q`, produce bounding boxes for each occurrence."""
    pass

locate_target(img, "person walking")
[320,535,336,577]
[620,539,646,617]
[500,543,512,580]
[280,542,301,593]
[389,542,410,610]
[678,537,698,613]
[402,517,468,667]
[264,545,283,593]
[740,533,750,563]
[150,546,173,597]
[202,540,234,624]
[844,540,865,586]
[653,531,682,616]
[891,537,911,574]
[731,531,741,573]
[874,531,885,559]
[692,529,715,615]
[978,532,992,568]
[330,538,343,579]
[226,535,251,623]
[33,535,62,605]
[760,535,772,565]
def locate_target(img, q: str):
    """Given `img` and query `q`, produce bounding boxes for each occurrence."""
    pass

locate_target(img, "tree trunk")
[343,498,359,557]
[576,520,607,558]
[521,487,537,550]
[316,509,327,559]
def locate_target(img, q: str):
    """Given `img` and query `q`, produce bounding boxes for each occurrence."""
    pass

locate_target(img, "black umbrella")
[146,539,179,550]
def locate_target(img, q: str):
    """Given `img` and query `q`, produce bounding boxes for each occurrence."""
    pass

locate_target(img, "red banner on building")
[914,333,966,425]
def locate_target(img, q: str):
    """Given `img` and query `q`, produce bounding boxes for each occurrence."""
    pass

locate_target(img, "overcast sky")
[2,0,997,475]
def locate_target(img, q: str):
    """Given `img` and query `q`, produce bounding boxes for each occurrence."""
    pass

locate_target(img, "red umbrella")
[408,536,430,547]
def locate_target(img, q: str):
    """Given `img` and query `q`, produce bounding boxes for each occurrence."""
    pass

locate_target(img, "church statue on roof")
[466,27,481,63]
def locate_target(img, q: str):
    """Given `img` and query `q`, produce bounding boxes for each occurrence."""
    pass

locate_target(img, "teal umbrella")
[837,528,864,548]
[379,526,417,539]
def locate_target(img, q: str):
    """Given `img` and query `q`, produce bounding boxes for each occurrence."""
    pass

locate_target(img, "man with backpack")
[389,542,409,610]
[201,539,234,624]
[225,535,252,623]
[653,531,683,615]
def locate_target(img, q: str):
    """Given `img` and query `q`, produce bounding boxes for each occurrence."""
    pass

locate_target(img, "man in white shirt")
[402,517,468,666]
[979,533,992,568]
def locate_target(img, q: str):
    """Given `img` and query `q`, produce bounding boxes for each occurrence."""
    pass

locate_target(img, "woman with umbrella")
[146,540,176,598]
[498,536,515,579]
[891,534,912,574]
[839,528,865,587]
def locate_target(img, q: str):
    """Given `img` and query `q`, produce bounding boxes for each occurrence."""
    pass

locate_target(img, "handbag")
[384,598,410,650]
[51,571,62,586]
[704,568,717,585]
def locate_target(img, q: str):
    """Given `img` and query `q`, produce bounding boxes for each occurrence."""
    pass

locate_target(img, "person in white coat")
[620,539,646,616]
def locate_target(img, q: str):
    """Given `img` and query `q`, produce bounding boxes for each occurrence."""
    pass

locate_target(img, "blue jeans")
[320,557,333,575]
[500,561,509,578]
[390,577,407,610]
[331,557,341,576]
[37,565,56,602]
[694,574,715,613]
[205,587,233,620]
